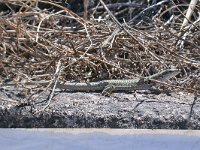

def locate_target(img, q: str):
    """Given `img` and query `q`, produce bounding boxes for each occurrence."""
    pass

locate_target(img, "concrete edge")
[7,129,200,136]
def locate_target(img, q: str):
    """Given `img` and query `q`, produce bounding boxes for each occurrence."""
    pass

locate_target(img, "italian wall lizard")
[1,69,180,93]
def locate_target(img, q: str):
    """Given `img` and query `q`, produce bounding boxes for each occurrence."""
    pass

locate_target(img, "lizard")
[0,69,180,94]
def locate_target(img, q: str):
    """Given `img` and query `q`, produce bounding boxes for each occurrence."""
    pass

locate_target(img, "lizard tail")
[56,81,107,91]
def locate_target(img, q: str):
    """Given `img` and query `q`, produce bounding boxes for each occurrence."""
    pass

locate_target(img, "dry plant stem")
[0,97,19,104]
[18,0,37,12]
[180,0,198,30]
[83,0,89,20]
[128,0,170,25]
[42,60,62,111]
[40,0,86,26]
[77,51,140,77]
[99,0,162,62]
[36,10,66,43]
[161,23,200,49]
[101,0,143,45]
[0,0,199,97]
[175,0,199,49]
[126,24,200,68]
[90,2,144,11]
[99,0,122,28]
[102,28,120,47]
[150,79,200,95]
[0,61,9,76]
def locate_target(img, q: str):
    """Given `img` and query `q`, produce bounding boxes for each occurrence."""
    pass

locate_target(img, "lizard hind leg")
[102,84,115,96]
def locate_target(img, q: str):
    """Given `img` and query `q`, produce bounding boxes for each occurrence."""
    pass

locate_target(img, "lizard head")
[155,69,180,82]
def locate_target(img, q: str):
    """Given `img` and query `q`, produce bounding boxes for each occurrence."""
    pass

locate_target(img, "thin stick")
[42,59,62,111]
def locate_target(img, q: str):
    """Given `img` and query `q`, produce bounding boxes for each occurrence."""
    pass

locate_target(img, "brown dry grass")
[0,0,199,95]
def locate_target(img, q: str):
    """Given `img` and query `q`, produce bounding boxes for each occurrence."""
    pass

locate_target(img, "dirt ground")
[0,87,199,129]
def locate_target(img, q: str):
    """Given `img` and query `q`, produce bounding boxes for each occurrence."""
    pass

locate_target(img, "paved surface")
[1,129,200,150]
[0,88,199,128]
